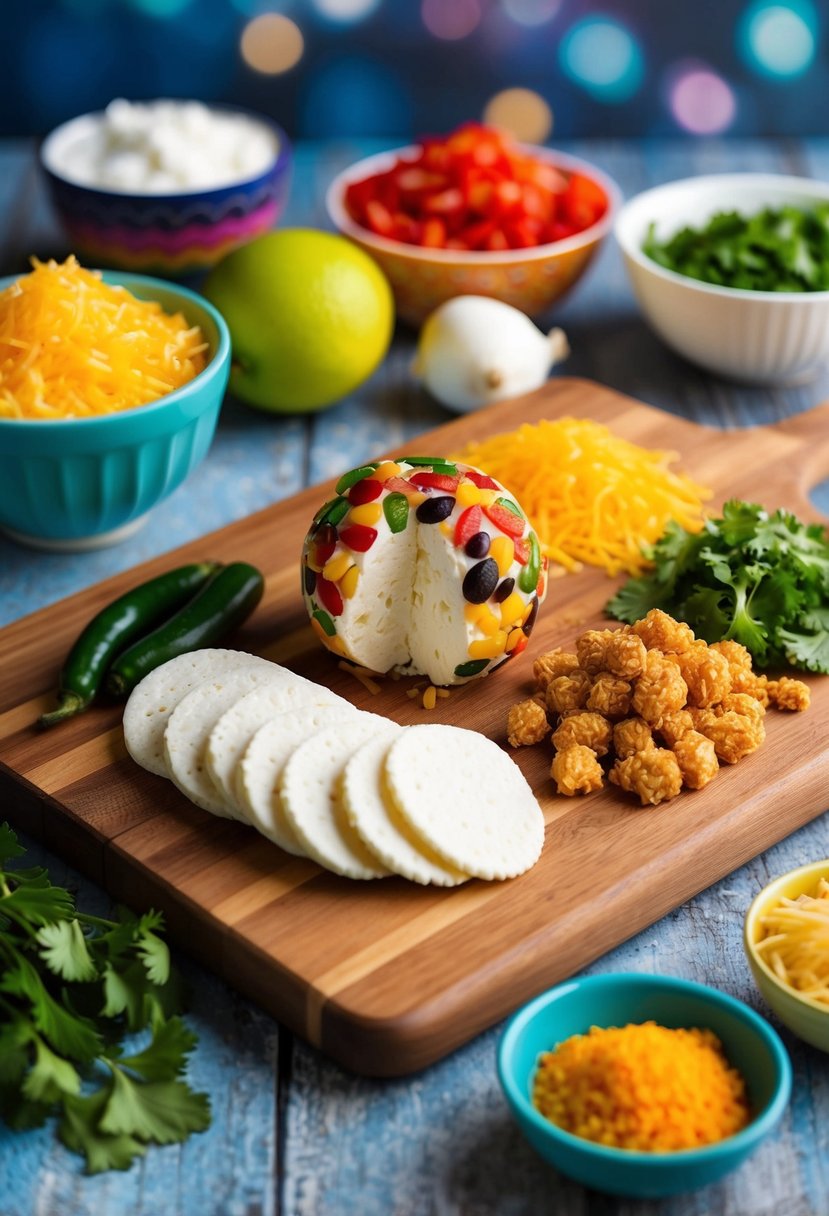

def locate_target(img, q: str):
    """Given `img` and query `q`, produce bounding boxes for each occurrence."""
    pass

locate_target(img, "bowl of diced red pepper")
[326,123,620,326]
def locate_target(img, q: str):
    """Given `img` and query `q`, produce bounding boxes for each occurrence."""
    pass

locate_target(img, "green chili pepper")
[38,561,222,728]
[105,562,265,698]
[496,496,524,519]
[518,532,541,594]
[312,608,337,637]
[454,658,491,678]
[383,492,410,534]
[335,465,378,494]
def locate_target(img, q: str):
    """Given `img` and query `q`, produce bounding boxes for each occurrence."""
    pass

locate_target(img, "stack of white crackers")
[123,649,545,886]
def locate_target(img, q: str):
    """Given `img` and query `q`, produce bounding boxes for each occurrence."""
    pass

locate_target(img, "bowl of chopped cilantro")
[616,174,829,383]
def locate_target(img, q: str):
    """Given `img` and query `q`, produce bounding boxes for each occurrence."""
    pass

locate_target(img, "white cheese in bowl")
[46,99,278,194]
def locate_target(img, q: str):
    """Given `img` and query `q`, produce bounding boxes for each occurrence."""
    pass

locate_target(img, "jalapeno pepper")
[106,562,265,697]
[38,561,222,728]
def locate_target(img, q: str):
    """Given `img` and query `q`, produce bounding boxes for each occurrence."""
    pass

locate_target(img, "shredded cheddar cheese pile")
[455,417,710,577]
[0,256,208,420]
[756,877,829,1004]
[533,1021,750,1151]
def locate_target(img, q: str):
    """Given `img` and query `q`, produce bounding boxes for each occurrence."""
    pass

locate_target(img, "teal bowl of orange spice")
[497,973,791,1198]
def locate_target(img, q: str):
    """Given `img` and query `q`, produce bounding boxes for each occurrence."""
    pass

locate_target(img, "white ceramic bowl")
[615,174,829,384]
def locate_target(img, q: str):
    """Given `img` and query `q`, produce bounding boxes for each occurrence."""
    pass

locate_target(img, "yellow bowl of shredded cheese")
[0,258,230,549]
[745,860,829,1053]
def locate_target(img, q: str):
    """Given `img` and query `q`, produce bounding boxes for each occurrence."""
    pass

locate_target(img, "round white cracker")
[236,706,352,855]
[342,736,468,887]
[163,665,310,816]
[383,724,545,880]
[279,719,399,879]
[123,649,276,777]
[206,682,350,816]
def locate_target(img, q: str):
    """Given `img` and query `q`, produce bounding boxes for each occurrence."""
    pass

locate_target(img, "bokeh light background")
[1,0,825,140]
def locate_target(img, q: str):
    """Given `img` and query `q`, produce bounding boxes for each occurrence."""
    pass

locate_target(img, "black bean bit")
[303,565,317,596]
[493,577,515,603]
[416,495,455,524]
[313,522,337,549]
[462,558,499,604]
[464,531,491,559]
[523,595,540,635]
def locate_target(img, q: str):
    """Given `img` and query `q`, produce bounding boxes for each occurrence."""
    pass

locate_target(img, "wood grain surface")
[2,376,828,1077]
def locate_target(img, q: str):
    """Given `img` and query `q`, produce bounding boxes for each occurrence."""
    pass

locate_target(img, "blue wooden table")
[1,137,828,1216]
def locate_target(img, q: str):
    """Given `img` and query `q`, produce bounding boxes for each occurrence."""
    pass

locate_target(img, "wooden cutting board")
[2,377,829,1077]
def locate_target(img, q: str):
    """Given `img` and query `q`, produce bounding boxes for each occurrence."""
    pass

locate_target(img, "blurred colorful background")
[3,0,825,141]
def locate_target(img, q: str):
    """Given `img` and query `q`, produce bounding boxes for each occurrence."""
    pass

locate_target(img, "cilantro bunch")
[643,204,829,292]
[0,825,210,1172]
[607,500,829,672]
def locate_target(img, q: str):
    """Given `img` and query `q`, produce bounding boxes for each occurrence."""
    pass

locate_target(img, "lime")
[203,229,394,413]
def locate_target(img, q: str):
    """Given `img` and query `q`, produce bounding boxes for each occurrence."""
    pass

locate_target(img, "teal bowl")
[497,973,791,1199]
[0,272,230,550]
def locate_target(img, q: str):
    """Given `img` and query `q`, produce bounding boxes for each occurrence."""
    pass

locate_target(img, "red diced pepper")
[453,505,482,548]
[365,199,395,237]
[348,478,383,505]
[409,471,461,493]
[339,524,378,552]
[391,213,420,243]
[562,173,607,230]
[486,229,509,251]
[495,180,522,212]
[316,576,343,617]
[465,471,500,490]
[396,167,447,195]
[384,476,420,496]
[484,502,526,538]
[512,536,530,565]
[423,188,464,215]
[458,219,497,250]
[421,217,447,248]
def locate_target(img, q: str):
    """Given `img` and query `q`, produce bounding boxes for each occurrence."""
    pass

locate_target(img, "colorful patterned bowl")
[326,146,620,326]
[0,273,230,551]
[40,109,291,278]
[744,859,829,1053]
[498,973,791,1199]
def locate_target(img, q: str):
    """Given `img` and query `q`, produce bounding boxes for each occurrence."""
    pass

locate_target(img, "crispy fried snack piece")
[604,631,648,679]
[577,629,622,675]
[507,698,551,747]
[677,642,732,708]
[730,669,770,706]
[587,672,632,718]
[609,747,683,806]
[767,676,811,712]
[698,710,765,764]
[631,649,688,728]
[710,639,753,679]
[672,730,719,790]
[533,649,580,690]
[613,716,654,759]
[546,670,591,715]
[552,711,613,757]
[719,692,765,721]
[551,744,604,796]
[658,709,695,748]
[632,608,695,654]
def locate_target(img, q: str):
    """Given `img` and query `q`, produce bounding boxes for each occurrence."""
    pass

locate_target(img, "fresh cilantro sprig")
[643,204,829,292]
[0,824,210,1172]
[607,500,829,672]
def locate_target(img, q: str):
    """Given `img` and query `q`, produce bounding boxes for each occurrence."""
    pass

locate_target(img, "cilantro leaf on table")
[607,499,829,672]
[0,826,210,1173]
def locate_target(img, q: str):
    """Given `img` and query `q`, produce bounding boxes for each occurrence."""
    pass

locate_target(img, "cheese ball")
[301,459,546,685]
